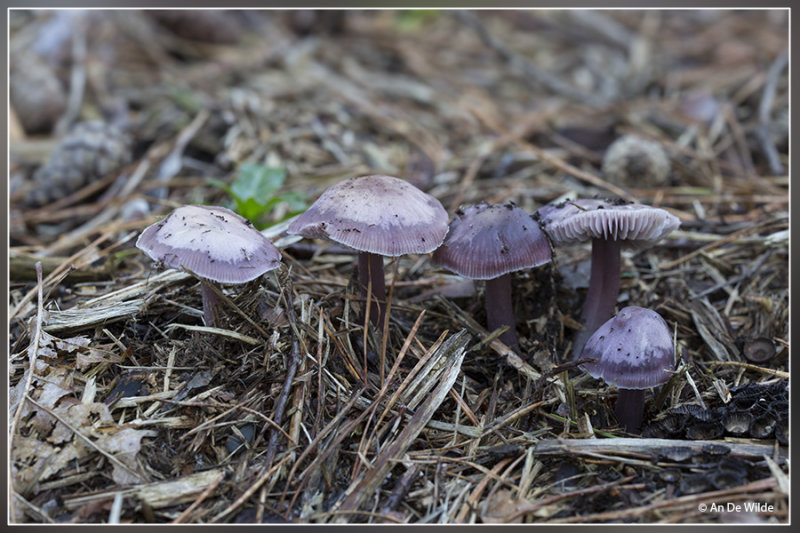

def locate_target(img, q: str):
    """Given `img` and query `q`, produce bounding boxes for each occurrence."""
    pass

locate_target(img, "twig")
[148,109,210,200]
[9,263,45,518]
[260,271,301,474]
[10,262,44,435]
[704,360,789,379]
[380,463,421,516]
[532,437,786,461]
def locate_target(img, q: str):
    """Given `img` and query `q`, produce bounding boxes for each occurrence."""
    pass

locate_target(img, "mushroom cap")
[431,202,552,280]
[136,205,282,284]
[287,174,449,256]
[536,198,680,250]
[579,306,674,389]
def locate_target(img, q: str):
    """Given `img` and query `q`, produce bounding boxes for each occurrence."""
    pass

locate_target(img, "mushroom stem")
[573,238,621,358]
[201,281,223,328]
[358,251,386,328]
[616,388,645,434]
[485,273,517,348]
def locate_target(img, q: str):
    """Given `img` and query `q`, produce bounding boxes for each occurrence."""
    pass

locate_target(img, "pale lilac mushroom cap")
[432,202,552,279]
[287,174,449,256]
[432,201,552,348]
[579,306,674,389]
[536,198,681,250]
[287,174,449,329]
[136,204,282,283]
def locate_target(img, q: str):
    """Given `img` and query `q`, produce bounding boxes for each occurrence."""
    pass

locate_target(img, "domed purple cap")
[136,205,282,283]
[536,198,680,249]
[579,306,674,389]
[287,175,449,256]
[432,202,552,280]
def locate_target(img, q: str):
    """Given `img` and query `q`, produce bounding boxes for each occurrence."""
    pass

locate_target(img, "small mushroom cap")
[136,205,281,284]
[432,202,552,280]
[287,175,449,256]
[602,134,671,188]
[579,306,674,389]
[536,198,680,250]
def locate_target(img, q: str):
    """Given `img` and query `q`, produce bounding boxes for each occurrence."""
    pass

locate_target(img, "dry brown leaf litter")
[8,9,788,524]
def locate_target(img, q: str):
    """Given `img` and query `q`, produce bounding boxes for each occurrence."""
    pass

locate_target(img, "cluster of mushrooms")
[137,174,680,434]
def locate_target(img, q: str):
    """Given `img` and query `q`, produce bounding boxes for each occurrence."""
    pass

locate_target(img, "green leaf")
[235,197,266,223]
[208,163,307,229]
[231,163,287,205]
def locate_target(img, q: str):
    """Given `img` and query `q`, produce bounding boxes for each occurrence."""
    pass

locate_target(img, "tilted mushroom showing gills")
[579,306,675,434]
[432,202,552,348]
[136,205,282,328]
[288,175,449,329]
[535,198,680,358]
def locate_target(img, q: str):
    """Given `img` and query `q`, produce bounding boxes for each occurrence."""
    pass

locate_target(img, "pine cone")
[26,121,132,207]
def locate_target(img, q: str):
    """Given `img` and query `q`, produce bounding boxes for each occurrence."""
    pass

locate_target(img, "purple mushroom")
[137,205,282,328]
[579,306,675,434]
[288,175,449,329]
[432,202,552,348]
[535,198,680,358]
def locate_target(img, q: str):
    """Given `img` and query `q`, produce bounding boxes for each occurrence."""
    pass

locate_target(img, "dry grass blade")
[533,437,787,461]
[330,329,470,519]
[44,300,147,333]
[9,233,113,322]
[63,469,226,511]
[659,218,787,270]
[705,360,789,379]
[164,324,261,345]
[9,262,45,520]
